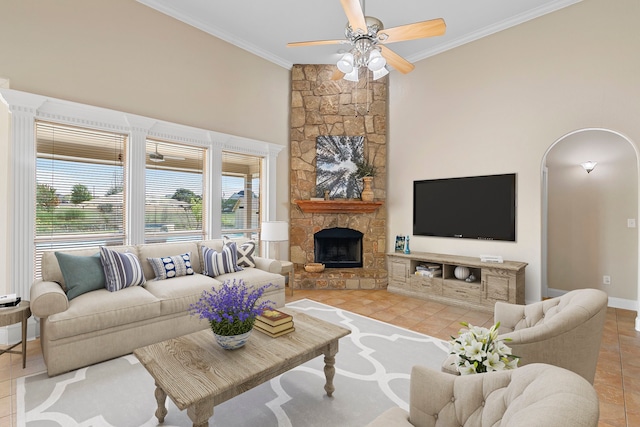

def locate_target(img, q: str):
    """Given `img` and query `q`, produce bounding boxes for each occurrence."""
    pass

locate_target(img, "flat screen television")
[413,173,516,241]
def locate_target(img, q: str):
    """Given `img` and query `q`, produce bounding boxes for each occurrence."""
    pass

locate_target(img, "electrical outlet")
[628,219,636,228]
[603,275,611,285]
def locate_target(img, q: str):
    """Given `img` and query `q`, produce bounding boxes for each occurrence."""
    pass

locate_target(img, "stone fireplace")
[289,64,388,290]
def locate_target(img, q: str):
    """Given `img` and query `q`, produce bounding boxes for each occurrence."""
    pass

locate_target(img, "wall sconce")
[580,161,597,174]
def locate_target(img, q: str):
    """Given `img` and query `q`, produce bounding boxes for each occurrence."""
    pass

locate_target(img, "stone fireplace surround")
[289,65,388,290]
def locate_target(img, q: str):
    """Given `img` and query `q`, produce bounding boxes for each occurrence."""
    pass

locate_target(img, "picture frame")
[315,135,364,199]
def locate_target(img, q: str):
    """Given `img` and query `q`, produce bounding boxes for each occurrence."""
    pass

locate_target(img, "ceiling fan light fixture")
[344,67,359,82]
[367,49,386,71]
[337,52,355,73]
[372,66,389,80]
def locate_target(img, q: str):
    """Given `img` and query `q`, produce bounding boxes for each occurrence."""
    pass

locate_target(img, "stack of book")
[255,309,295,337]
[0,293,21,308]
[415,263,442,278]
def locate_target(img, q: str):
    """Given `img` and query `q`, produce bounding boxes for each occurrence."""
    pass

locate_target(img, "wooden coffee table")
[134,308,350,427]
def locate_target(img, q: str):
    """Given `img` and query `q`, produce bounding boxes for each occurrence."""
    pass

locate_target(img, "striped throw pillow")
[100,247,146,292]
[202,245,238,278]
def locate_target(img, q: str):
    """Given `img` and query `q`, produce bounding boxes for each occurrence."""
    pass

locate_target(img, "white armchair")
[367,363,599,427]
[443,288,608,384]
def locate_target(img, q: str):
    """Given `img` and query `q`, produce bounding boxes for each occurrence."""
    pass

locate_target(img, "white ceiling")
[138,0,582,71]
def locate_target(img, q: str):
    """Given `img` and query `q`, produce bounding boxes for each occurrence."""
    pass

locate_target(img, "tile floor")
[1,289,636,426]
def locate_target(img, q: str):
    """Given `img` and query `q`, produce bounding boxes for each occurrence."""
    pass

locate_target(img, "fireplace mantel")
[294,199,384,214]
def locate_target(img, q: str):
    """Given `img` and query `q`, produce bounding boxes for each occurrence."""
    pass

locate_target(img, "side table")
[280,261,294,296]
[0,300,31,368]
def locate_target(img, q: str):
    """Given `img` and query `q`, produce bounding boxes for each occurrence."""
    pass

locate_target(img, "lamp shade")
[344,67,359,82]
[372,66,389,80]
[337,53,355,73]
[367,49,386,72]
[261,221,289,242]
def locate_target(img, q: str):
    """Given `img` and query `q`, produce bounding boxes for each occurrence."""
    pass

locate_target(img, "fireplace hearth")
[314,227,363,268]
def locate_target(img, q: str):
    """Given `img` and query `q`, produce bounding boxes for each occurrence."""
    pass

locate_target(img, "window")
[221,151,262,239]
[35,121,126,278]
[145,139,206,243]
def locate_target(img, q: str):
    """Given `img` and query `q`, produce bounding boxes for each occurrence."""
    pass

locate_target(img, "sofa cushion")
[45,286,161,340]
[54,252,105,300]
[202,245,239,277]
[137,241,201,279]
[143,273,220,316]
[100,247,146,291]
[148,252,195,280]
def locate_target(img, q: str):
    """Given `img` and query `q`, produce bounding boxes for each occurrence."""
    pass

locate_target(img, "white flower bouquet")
[448,322,519,375]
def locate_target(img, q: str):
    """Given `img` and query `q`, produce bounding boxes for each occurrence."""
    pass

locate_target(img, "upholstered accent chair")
[443,288,608,384]
[366,363,599,427]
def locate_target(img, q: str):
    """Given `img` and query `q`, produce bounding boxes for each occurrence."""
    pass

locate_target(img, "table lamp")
[261,221,289,259]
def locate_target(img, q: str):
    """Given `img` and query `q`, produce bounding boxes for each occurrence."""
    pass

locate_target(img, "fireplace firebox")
[314,227,363,268]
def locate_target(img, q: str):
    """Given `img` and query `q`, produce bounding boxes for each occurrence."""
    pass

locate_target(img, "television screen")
[413,173,516,241]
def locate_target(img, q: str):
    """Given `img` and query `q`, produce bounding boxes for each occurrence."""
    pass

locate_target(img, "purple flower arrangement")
[190,279,274,336]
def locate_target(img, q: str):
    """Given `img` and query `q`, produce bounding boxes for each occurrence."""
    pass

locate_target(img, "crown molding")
[137,0,293,69]
[407,0,583,63]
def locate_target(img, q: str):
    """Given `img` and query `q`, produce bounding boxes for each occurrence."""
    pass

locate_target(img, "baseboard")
[547,288,638,311]
[0,317,39,345]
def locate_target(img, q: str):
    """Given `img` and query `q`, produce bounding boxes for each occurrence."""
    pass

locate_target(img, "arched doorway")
[542,128,639,330]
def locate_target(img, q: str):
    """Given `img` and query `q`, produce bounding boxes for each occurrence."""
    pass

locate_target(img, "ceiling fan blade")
[164,155,186,161]
[379,18,446,44]
[380,45,415,74]
[332,69,345,80]
[340,0,367,33]
[287,39,346,47]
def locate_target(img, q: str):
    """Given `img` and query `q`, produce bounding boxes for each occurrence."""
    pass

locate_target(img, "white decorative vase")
[213,329,252,350]
[454,266,470,280]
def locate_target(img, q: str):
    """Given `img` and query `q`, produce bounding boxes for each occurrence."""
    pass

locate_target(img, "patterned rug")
[17,299,449,427]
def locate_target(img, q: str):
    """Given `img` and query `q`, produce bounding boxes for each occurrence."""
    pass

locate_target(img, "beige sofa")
[367,363,599,427]
[30,239,285,376]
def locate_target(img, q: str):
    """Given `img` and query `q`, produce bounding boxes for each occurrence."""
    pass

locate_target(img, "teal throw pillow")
[54,252,106,300]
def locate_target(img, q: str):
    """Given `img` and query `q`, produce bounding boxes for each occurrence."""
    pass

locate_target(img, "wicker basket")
[304,263,325,273]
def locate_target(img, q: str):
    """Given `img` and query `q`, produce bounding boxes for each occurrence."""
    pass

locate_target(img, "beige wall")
[388,0,640,304]
[547,130,638,300]
[0,0,291,296]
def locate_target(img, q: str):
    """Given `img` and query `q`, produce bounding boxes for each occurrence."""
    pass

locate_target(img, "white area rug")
[17,299,449,427]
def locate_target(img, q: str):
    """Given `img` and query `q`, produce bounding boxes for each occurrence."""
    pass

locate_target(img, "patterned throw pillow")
[236,241,257,268]
[148,252,194,280]
[202,246,238,278]
[222,239,245,272]
[100,247,146,292]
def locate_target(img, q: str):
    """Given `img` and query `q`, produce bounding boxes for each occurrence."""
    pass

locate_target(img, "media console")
[387,251,527,313]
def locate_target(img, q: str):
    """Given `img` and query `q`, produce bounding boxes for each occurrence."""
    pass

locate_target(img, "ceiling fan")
[287,0,446,80]
[148,143,185,163]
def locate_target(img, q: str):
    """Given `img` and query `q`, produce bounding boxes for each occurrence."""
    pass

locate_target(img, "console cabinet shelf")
[387,252,527,313]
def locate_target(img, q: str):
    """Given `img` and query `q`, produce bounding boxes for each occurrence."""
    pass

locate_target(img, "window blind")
[34,121,126,278]
[145,139,206,243]
[221,151,262,239]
